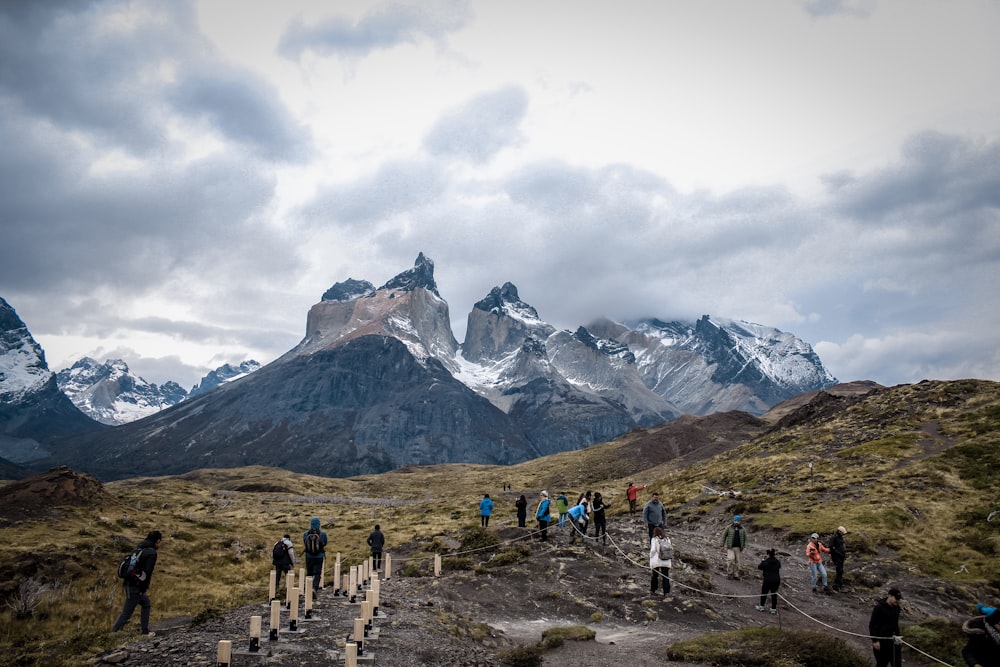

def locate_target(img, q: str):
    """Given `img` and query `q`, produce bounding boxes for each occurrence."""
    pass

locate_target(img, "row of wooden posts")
[212,553,447,666]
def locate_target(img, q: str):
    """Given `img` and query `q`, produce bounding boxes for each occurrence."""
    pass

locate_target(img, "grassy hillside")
[0,378,997,665]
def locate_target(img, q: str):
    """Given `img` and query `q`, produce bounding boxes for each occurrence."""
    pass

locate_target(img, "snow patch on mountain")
[0,297,52,402]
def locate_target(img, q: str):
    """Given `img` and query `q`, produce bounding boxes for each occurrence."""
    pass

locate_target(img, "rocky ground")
[93,509,963,667]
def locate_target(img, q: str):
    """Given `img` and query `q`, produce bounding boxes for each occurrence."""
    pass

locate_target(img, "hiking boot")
[142,631,156,637]
[770,608,777,615]
[755,605,766,612]
[812,587,818,593]
[824,586,831,594]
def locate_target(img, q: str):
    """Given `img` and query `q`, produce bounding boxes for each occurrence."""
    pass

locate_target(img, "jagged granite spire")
[378,252,439,297]
[322,278,375,302]
[474,282,540,320]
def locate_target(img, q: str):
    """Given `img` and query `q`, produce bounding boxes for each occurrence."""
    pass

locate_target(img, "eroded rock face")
[0,465,111,522]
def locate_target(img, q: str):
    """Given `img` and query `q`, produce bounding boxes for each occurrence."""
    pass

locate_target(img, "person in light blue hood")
[302,517,328,594]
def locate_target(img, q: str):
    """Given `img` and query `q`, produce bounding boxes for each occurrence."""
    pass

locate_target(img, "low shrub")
[666,626,868,667]
[497,644,543,667]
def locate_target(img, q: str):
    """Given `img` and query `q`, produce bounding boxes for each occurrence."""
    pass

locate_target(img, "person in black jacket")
[962,607,1000,667]
[830,526,848,591]
[112,530,162,636]
[869,588,903,667]
[515,495,528,528]
[366,524,385,571]
[755,548,781,614]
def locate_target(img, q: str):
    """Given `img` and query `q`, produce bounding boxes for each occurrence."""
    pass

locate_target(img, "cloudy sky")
[1,0,998,391]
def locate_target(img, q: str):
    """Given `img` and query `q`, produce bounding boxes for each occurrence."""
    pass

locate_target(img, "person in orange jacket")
[806,532,831,593]
[626,482,646,515]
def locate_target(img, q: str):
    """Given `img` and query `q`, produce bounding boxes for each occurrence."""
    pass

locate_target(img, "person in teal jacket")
[535,491,551,541]
[480,494,493,528]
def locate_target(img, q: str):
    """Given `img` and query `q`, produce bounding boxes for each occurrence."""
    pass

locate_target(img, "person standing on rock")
[756,548,781,614]
[367,524,385,571]
[627,482,646,515]
[591,492,609,545]
[649,527,672,595]
[642,492,667,539]
[479,494,493,528]
[830,526,848,591]
[806,532,831,594]
[962,606,1000,667]
[515,494,528,528]
[303,517,328,595]
[535,491,552,541]
[721,515,748,579]
[112,530,162,636]
[869,587,903,667]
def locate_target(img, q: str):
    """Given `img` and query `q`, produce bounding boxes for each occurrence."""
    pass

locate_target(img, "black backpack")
[272,539,289,565]
[304,529,323,556]
[117,547,144,581]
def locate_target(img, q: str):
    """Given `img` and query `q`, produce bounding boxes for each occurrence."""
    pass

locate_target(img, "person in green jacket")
[721,515,748,579]
[556,492,569,527]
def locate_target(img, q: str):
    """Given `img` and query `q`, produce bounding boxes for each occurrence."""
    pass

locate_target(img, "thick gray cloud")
[278,0,471,59]
[424,86,528,164]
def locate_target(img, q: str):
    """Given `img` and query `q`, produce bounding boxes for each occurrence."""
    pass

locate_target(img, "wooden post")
[384,553,391,580]
[320,559,325,589]
[268,569,276,602]
[371,576,380,615]
[285,571,295,609]
[434,554,441,576]
[333,559,342,595]
[341,573,350,598]
[268,600,280,641]
[353,618,365,653]
[367,555,374,582]
[304,577,314,618]
[288,588,299,631]
[349,566,358,602]
[345,642,358,667]
[216,639,232,667]
[362,558,369,586]
[361,600,371,632]
[249,615,261,652]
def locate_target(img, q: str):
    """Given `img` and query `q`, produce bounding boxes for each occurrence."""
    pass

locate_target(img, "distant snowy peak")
[474,282,542,324]
[0,297,52,402]
[55,357,187,426]
[378,252,440,298]
[322,278,375,303]
[188,360,261,397]
[573,326,634,361]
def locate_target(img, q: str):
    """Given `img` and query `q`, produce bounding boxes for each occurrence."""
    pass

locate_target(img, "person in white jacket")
[649,527,673,595]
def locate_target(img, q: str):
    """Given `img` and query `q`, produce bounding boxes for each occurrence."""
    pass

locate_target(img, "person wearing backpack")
[271,534,295,590]
[649,526,673,595]
[302,517,328,595]
[366,524,386,571]
[112,530,162,636]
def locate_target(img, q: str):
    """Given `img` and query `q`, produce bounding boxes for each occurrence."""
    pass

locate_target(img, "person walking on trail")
[515,494,528,528]
[556,492,569,527]
[830,526,848,591]
[869,587,903,667]
[112,530,163,636]
[962,606,1000,667]
[627,482,646,515]
[480,494,493,528]
[302,517,328,594]
[535,491,552,541]
[591,492,609,545]
[806,532,831,594]
[271,533,296,590]
[642,492,667,539]
[756,548,781,614]
[567,502,588,543]
[721,515,748,579]
[649,526,673,595]
[367,524,385,571]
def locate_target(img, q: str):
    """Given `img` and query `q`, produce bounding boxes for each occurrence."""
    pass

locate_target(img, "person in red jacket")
[626,482,645,515]
[806,532,831,593]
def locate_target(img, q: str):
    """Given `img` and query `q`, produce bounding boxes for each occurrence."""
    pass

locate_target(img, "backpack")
[272,539,289,565]
[658,539,674,561]
[117,547,144,582]
[304,528,323,556]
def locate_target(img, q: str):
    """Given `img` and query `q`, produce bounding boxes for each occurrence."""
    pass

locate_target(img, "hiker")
[642,492,667,539]
[567,501,588,543]
[112,530,162,636]
[806,532,831,594]
[515,494,528,528]
[302,517,328,594]
[576,491,592,533]
[721,515,748,579]
[556,492,569,528]
[830,526,848,591]
[271,533,295,590]
[962,606,1000,667]
[535,491,551,541]
[591,492,608,545]
[649,526,673,595]
[480,493,493,528]
[756,548,781,614]
[627,482,646,515]
[367,524,385,571]
[869,588,903,667]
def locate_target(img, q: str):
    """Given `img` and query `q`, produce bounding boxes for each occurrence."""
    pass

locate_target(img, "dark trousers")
[593,517,607,542]
[481,514,490,527]
[629,499,637,514]
[651,566,670,594]
[371,550,382,571]
[832,557,845,588]
[305,557,322,590]
[538,518,548,540]
[112,585,151,633]
[517,512,527,527]
[873,643,902,667]
[760,580,780,609]
[275,565,290,591]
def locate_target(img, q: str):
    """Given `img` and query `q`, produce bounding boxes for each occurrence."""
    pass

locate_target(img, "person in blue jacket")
[480,493,493,528]
[567,502,588,543]
[535,491,551,541]
[302,517,328,595]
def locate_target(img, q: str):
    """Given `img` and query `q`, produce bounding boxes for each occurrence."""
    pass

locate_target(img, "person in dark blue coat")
[302,517,328,594]
[112,530,162,636]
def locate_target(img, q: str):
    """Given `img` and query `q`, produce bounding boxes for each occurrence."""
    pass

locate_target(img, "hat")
[837,526,848,534]
[733,515,741,522]
[540,490,548,497]
[985,609,1000,626]
[810,532,819,539]
[888,588,903,600]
